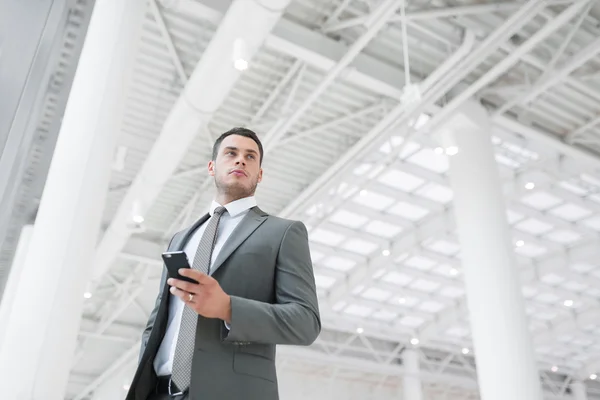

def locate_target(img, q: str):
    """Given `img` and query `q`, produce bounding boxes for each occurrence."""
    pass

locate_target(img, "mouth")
[229,169,247,177]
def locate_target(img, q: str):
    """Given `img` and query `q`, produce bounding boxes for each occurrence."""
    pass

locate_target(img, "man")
[126,127,321,400]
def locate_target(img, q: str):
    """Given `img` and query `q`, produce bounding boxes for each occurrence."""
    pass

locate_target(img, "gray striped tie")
[171,206,227,392]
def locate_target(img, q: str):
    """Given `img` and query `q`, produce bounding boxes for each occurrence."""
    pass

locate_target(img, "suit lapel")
[210,207,267,276]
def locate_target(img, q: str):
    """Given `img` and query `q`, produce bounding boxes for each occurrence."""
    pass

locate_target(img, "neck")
[215,193,251,206]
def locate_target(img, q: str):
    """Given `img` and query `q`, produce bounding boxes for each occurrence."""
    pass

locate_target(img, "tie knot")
[213,206,226,216]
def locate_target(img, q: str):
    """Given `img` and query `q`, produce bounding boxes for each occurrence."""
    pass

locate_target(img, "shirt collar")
[210,196,257,218]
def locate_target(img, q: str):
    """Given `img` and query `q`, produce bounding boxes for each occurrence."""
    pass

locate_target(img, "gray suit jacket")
[126,206,321,400]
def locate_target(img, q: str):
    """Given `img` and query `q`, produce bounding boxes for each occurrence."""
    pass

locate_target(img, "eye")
[247,154,255,159]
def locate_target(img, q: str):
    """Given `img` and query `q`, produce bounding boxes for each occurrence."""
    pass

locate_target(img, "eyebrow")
[224,146,258,155]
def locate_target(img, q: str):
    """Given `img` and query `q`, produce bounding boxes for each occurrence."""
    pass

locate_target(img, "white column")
[403,348,423,400]
[0,225,33,344]
[572,381,588,400]
[440,101,543,400]
[0,0,145,398]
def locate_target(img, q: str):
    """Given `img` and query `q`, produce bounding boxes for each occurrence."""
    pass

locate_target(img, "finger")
[167,278,199,294]
[169,286,190,301]
[179,268,212,284]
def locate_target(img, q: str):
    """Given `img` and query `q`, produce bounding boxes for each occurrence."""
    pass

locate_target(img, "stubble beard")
[214,170,257,201]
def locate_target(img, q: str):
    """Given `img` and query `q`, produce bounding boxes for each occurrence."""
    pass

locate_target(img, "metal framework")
[7,0,600,397]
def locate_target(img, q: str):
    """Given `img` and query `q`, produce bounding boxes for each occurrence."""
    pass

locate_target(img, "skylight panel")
[545,230,581,244]
[321,256,356,271]
[409,279,441,293]
[540,273,564,285]
[310,229,345,246]
[398,316,425,328]
[582,216,600,231]
[550,203,592,222]
[563,281,588,292]
[341,238,379,255]
[389,201,430,221]
[381,271,413,286]
[520,192,563,210]
[314,274,336,289]
[377,169,424,192]
[515,218,553,235]
[361,287,392,302]
[406,148,449,173]
[363,220,402,238]
[352,190,396,210]
[446,326,469,337]
[330,210,369,229]
[535,292,560,304]
[439,287,464,298]
[343,304,372,317]
[570,263,594,273]
[418,300,446,313]
[404,255,436,270]
[521,285,538,298]
[372,310,397,321]
[379,136,405,153]
[515,242,547,258]
[415,183,453,203]
[425,239,460,256]
[311,250,325,263]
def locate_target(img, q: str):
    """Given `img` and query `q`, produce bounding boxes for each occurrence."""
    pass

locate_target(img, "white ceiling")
[13,0,600,398]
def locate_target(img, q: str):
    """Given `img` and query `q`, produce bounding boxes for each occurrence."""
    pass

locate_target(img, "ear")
[208,160,215,176]
[257,167,263,184]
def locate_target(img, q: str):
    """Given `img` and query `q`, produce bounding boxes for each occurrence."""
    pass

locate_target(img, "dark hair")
[212,127,264,165]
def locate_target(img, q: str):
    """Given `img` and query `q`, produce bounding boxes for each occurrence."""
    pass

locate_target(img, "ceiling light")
[551,366,558,373]
[449,268,458,276]
[132,201,144,224]
[434,147,444,155]
[398,298,406,304]
[462,348,469,355]
[410,338,419,345]
[83,292,92,299]
[516,240,525,247]
[525,182,535,190]
[445,146,459,156]
[234,59,248,71]
[382,249,390,256]
[232,38,249,71]
[356,327,364,334]
[564,299,574,307]
[360,190,367,196]
[591,373,597,380]
[123,384,130,391]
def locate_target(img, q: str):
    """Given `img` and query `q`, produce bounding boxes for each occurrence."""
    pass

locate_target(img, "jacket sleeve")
[138,268,167,363]
[223,221,321,345]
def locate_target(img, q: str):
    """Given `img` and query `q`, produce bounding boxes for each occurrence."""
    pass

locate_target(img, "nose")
[235,156,245,166]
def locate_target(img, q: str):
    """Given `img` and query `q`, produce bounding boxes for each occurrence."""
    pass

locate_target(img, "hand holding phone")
[161,251,198,284]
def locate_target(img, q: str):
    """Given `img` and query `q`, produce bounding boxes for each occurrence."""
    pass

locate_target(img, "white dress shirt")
[153,196,257,376]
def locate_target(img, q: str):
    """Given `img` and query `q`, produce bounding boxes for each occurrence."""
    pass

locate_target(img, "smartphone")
[161,251,198,283]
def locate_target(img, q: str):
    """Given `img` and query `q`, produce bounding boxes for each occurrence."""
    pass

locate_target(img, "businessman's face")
[209,134,263,203]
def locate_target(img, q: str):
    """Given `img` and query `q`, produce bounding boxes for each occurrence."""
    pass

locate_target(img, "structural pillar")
[0,225,33,343]
[402,348,423,400]
[440,101,543,400]
[572,380,588,400]
[0,0,146,398]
